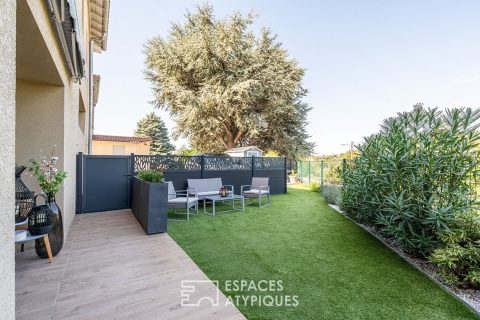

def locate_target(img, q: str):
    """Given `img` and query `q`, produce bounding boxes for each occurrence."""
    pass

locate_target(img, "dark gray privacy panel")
[77,154,288,213]
[81,155,131,213]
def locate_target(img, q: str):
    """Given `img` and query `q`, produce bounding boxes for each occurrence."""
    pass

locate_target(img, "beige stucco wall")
[16,80,68,226]
[93,140,151,155]
[0,0,16,318]
[15,0,92,237]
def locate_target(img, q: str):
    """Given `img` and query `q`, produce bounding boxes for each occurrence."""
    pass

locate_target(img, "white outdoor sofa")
[187,178,234,200]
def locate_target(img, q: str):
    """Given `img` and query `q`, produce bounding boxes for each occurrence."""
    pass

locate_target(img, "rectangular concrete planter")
[131,177,168,234]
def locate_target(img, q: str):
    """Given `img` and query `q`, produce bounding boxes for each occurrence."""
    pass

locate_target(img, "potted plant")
[131,171,168,234]
[289,170,299,183]
[29,149,67,258]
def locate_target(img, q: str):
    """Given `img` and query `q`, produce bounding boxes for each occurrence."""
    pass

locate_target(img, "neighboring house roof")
[225,146,263,153]
[93,135,151,143]
[192,153,226,156]
[90,0,110,52]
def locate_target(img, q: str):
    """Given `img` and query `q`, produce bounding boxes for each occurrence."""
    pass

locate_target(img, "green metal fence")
[296,160,344,186]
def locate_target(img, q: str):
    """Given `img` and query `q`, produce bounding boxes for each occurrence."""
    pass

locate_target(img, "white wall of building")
[0,0,16,318]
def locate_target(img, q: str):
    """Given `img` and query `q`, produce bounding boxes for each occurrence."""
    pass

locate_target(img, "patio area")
[15,210,245,320]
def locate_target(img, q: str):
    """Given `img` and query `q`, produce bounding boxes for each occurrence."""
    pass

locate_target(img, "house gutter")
[87,36,105,154]
[87,39,94,154]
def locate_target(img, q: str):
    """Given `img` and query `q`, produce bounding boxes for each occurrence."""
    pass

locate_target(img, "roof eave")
[90,0,110,52]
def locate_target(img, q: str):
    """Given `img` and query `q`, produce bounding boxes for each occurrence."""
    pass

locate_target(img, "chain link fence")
[296,159,345,186]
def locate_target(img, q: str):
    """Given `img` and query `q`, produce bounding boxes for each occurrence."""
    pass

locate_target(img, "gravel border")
[328,204,480,317]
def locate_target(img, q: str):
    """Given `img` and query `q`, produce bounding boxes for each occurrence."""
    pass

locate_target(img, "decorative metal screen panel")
[77,154,287,213]
[204,156,252,171]
[134,155,202,172]
[255,157,285,170]
[131,155,287,194]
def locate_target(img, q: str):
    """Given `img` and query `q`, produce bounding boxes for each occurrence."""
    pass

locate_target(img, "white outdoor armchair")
[167,181,199,221]
[241,177,270,207]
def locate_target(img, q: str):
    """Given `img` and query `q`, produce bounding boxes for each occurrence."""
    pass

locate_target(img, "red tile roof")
[93,135,151,143]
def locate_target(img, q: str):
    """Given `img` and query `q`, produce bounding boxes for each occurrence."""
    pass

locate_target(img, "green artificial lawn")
[167,185,478,320]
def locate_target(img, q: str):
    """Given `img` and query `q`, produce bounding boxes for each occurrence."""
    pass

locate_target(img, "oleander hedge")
[341,105,480,287]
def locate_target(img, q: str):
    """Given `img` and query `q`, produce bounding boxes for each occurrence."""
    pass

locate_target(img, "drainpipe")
[88,34,107,154]
[87,39,94,154]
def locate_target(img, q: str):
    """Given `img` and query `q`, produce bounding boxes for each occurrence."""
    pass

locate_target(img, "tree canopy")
[134,112,175,155]
[145,5,313,158]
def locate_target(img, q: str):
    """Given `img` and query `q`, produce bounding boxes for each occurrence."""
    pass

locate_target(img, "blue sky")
[94,0,480,154]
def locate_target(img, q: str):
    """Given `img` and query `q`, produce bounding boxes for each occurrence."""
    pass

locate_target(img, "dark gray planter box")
[131,177,168,234]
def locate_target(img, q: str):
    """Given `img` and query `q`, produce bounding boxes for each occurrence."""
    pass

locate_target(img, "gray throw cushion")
[166,181,176,200]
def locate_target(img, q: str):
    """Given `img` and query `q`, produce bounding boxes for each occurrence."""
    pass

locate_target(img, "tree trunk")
[220,128,241,150]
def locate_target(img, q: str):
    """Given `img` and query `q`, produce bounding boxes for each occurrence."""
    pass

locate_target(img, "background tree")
[134,112,175,155]
[176,144,198,156]
[145,5,314,158]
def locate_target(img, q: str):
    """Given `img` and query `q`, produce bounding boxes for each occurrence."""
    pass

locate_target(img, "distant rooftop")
[93,134,151,143]
[225,146,262,153]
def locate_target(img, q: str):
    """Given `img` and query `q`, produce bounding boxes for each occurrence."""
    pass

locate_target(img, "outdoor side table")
[15,230,53,263]
[203,194,244,216]
[15,219,28,230]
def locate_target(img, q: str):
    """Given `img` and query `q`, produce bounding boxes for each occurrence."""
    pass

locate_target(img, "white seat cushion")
[168,197,199,204]
[244,189,269,195]
[195,190,232,196]
[196,191,220,196]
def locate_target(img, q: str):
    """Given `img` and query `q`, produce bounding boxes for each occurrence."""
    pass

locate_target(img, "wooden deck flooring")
[16,210,245,320]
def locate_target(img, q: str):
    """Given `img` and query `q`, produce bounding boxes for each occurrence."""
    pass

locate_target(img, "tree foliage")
[134,112,175,155]
[176,144,198,156]
[145,5,313,157]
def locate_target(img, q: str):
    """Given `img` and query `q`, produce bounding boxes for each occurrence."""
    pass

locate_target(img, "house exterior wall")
[0,0,16,318]
[15,0,93,237]
[15,79,82,233]
[225,150,262,157]
[225,152,245,157]
[93,140,151,155]
[246,150,262,157]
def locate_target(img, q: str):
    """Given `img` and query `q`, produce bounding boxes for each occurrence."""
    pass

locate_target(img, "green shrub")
[308,181,321,192]
[136,170,164,183]
[324,162,342,184]
[430,211,480,288]
[322,184,342,206]
[341,106,480,257]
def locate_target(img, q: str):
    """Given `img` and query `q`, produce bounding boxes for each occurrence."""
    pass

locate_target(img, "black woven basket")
[15,191,35,224]
[28,195,54,236]
[15,166,34,223]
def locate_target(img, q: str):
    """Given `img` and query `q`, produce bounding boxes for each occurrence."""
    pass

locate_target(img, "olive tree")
[145,5,313,157]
